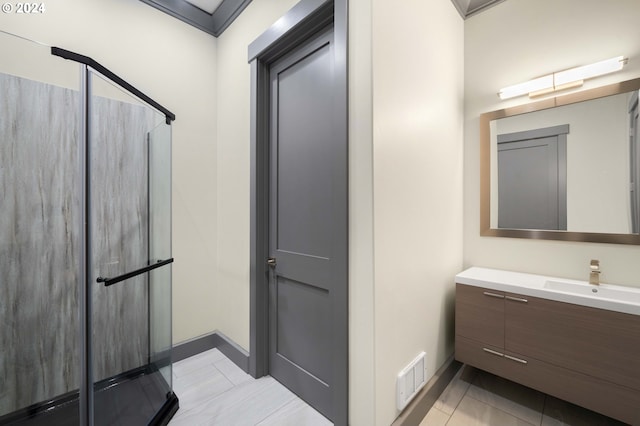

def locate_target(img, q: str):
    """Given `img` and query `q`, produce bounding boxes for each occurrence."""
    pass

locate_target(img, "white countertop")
[456,267,640,316]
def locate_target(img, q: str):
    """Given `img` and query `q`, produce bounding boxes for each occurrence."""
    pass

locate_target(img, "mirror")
[480,77,640,244]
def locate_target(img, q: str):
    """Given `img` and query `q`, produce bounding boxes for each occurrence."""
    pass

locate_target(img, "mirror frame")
[480,77,640,245]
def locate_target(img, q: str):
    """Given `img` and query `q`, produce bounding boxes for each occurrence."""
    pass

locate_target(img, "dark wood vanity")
[455,283,640,425]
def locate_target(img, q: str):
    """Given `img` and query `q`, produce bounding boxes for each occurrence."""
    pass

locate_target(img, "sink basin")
[544,279,640,304]
[456,267,640,315]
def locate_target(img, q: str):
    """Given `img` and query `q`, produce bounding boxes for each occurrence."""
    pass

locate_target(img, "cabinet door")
[505,294,640,391]
[456,284,504,348]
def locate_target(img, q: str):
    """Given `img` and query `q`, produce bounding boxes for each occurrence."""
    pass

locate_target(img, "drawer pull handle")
[506,296,528,303]
[483,292,505,299]
[482,348,504,357]
[505,354,528,364]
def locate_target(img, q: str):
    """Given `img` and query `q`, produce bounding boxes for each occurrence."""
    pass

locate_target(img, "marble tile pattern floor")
[170,349,628,426]
[420,366,629,426]
[168,349,332,426]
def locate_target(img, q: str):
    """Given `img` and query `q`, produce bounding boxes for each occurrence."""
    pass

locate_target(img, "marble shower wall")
[0,73,81,417]
[0,72,161,416]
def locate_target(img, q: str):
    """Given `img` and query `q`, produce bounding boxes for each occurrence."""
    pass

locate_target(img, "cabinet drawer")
[455,335,506,378]
[501,348,640,426]
[456,284,504,348]
[505,294,640,391]
[456,336,640,425]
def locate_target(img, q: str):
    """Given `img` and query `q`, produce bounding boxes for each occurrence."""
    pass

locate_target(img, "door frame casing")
[248,0,348,423]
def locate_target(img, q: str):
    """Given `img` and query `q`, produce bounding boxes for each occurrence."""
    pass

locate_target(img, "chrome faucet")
[589,259,600,285]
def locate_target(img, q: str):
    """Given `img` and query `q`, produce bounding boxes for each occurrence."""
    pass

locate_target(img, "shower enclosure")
[0,31,177,425]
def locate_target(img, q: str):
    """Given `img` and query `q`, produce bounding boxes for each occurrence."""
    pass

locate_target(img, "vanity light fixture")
[498,56,628,100]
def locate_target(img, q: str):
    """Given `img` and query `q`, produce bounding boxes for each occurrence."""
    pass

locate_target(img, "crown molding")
[450,0,506,19]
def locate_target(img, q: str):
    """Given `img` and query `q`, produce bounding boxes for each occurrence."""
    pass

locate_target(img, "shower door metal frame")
[78,63,93,426]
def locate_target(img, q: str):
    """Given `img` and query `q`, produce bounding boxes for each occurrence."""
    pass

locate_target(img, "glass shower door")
[88,69,175,426]
[148,122,173,388]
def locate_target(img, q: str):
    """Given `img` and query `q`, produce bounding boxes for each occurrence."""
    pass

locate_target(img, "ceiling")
[139,0,252,37]
[450,0,506,19]
[184,0,224,15]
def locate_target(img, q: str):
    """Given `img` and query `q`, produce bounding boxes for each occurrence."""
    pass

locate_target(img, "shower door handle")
[97,258,174,287]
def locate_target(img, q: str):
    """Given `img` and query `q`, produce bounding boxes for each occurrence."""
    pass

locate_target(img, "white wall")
[348,0,376,424]
[371,0,464,423]
[465,0,640,286]
[0,0,219,344]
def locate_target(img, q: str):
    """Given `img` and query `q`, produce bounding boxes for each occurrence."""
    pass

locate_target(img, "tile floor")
[419,366,629,426]
[168,348,332,426]
[168,349,628,426]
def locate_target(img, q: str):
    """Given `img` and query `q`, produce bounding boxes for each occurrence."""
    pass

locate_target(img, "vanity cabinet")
[455,283,640,425]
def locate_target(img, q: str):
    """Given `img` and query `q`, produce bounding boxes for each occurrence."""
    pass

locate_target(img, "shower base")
[0,365,179,426]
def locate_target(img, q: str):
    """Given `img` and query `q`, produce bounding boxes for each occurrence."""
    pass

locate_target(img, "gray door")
[268,25,346,422]
[497,125,568,230]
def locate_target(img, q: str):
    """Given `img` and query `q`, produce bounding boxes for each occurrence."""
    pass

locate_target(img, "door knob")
[266,257,277,267]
